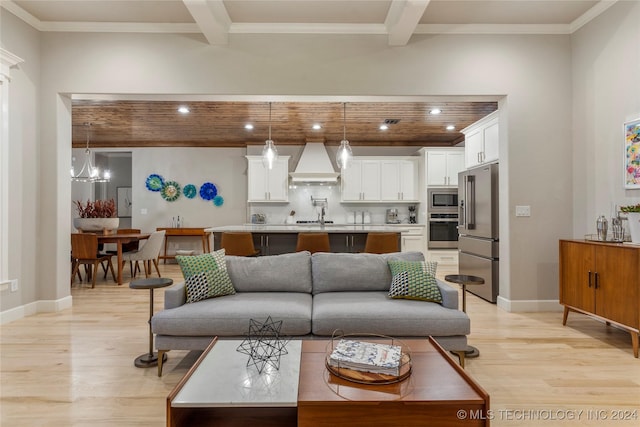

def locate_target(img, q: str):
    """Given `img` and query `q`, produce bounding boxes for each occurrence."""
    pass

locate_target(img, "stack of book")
[328,339,402,376]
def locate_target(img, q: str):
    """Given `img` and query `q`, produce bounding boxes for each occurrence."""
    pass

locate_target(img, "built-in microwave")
[427,188,459,211]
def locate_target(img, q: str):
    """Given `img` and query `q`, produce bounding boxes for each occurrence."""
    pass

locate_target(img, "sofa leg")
[452,350,465,368]
[157,350,167,377]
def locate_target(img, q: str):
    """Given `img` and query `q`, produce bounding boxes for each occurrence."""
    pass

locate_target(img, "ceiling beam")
[182,0,231,45]
[385,0,430,46]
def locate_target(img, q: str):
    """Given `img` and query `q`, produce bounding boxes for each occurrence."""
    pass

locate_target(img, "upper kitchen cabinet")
[341,159,381,202]
[246,156,290,202]
[380,158,419,202]
[462,111,499,169]
[424,148,464,187]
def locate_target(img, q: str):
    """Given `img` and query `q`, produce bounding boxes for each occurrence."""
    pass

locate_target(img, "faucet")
[318,206,326,226]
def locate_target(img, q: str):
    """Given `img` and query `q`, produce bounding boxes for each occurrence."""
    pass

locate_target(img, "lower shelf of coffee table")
[168,407,297,427]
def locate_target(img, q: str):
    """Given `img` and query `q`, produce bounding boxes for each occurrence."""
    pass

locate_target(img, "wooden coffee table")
[298,337,490,427]
[167,337,490,427]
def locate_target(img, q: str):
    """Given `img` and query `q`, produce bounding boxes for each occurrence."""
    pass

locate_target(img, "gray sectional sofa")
[152,250,470,375]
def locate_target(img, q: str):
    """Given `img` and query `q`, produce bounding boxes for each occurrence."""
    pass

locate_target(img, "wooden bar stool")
[220,232,260,256]
[363,232,400,254]
[296,233,330,254]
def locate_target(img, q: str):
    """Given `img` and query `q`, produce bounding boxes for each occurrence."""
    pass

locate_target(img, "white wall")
[0,10,40,315]
[5,3,635,316]
[571,1,640,236]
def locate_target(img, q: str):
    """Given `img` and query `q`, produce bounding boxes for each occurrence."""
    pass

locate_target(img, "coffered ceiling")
[4,1,615,148]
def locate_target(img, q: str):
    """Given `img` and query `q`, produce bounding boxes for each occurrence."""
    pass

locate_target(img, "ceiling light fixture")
[430,108,442,115]
[245,124,254,130]
[312,124,322,130]
[177,106,190,114]
[446,125,456,131]
[70,123,111,183]
[336,102,353,170]
[379,124,389,130]
[261,102,278,169]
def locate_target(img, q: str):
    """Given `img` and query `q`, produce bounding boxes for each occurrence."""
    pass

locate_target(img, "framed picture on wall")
[624,117,640,189]
[117,187,132,217]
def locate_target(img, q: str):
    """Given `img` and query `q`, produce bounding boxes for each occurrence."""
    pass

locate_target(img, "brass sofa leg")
[157,350,167,376]
[452,350,465,368]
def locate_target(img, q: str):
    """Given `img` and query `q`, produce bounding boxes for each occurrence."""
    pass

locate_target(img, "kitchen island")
[205,224,424,255]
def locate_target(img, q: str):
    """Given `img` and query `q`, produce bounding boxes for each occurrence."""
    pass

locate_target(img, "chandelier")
[261,102,279,169]
[70,123,111,183]
[336,102,353,169]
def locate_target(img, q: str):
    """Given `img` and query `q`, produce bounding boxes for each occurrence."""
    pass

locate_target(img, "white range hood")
[289,143,340,183]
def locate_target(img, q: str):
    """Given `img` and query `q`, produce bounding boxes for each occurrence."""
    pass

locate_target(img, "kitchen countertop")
[205,224,424,233]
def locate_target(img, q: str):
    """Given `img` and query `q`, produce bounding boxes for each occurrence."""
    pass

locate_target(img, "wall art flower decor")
[213,195,224,207]
[199,182,218,200]
[625,117,640,189]
[145,174,165,192]
[183,184,197,199]
[161,181,181,202]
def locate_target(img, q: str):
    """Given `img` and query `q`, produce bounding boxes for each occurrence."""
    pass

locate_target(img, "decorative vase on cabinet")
[628,212,640,243]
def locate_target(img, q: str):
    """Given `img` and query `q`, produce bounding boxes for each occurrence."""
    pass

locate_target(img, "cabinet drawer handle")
[594,272,599,289]
[588,271,592,287]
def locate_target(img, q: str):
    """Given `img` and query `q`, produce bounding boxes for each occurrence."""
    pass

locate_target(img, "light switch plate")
[515,205,531,217]
[140,208,148,215]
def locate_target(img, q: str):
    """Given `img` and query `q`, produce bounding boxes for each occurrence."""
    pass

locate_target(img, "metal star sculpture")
[236,316,290,373]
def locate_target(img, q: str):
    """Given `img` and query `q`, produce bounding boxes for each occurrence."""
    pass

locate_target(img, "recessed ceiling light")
[177,106,190,114]
[379,124,389,131]
[312,124,322,130]
[430,108,442,115]
[244,124,254,130]
[446,125,456,131]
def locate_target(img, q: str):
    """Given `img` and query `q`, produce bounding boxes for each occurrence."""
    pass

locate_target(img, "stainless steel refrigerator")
[458,163,499,303]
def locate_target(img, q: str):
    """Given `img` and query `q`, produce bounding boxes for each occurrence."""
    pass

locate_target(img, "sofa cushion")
[226,251,312,293]
[311,251,425,294]
[388,260,442,303]
[312,291,469,337]
[176,249,235,303]
[152,292,313,336]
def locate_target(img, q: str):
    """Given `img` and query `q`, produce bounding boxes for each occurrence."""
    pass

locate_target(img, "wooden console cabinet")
[559,239,639,357]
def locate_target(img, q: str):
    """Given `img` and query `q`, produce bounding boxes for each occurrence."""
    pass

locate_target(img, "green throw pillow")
[387,260,442,303]
[176,249,235,303]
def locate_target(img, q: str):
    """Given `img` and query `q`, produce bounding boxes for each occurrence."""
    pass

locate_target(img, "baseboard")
[0,296,73,325]
[497,296,563,312]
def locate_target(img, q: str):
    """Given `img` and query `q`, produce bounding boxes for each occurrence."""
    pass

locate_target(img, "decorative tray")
[324,333,412,385]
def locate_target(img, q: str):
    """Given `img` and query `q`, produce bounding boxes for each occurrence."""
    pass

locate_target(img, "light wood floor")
[1,263,639,427]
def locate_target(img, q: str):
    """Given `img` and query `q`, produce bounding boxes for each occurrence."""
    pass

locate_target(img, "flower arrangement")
[74,199,117,218]
[620,204,640,213]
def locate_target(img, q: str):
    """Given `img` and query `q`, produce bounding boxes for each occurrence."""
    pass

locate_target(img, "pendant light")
[261,102,278,169]
[70,123,111,183]
[336,102,353,170]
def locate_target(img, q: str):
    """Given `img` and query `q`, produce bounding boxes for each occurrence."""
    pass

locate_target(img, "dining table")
[98,233,150,286]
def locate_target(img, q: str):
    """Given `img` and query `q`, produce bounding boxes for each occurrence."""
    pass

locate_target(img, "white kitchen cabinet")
[462,111,499,169]
[380,159,419,202]
[401,226,425,253]
[246,156,290,202]
[426,149,464,187]
[341,159,381,202]
[426,249,459,266]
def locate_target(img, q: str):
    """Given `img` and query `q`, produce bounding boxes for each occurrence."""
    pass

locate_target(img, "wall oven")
[428,188,458,211]
[428,213,459,249]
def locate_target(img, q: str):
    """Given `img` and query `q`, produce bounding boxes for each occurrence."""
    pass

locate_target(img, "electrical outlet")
[141,208,148,215]
[10,279,18,292]
[515,205,531,217]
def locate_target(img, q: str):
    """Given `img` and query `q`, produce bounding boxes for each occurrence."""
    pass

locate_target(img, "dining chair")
[295,232,330,254]
[363,232,400,254]
[71,233,116,288]
[122,230,166,278]
[220,232,260,256]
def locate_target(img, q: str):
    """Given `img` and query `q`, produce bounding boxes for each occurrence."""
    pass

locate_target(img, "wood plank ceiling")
[71,100,498,148]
